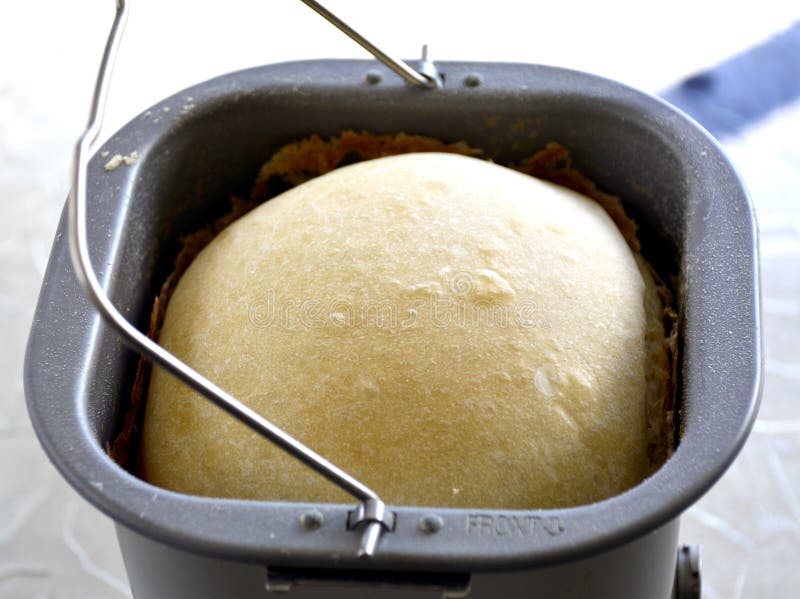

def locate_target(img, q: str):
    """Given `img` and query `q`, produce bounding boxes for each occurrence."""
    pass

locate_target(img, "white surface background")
[2,1,799,597]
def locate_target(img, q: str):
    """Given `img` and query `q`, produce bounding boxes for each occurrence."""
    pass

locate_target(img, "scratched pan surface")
[24,60,761,598]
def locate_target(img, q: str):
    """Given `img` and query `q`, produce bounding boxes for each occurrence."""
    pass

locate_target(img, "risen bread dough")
[142,152,666,509]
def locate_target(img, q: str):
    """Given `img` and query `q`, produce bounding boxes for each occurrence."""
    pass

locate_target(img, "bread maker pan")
[25,13,761,599]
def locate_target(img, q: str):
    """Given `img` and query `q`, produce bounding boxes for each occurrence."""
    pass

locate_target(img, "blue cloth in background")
[660,22,800,139]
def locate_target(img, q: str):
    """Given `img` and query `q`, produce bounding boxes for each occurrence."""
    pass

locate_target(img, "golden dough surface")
[142,152,654,509]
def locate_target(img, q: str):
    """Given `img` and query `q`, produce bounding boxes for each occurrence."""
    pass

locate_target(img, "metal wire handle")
[299,0,441,88]
[69,0,433,558]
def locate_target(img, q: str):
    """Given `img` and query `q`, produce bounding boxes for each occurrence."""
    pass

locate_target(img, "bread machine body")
[24,60,761,598]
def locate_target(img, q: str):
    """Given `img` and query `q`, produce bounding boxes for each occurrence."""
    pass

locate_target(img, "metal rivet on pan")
[299,509,325,530]
[365,70,383,85]
[463,73,482,88]
[418,515,444,534]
